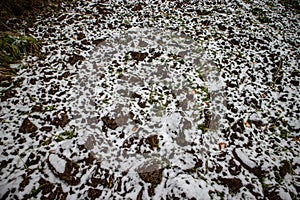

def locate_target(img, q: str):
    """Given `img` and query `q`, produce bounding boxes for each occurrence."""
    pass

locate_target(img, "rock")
[84,135,96,150]
[48,84,60,95]
[218,24,227,31]
[76,33,85,40]
[138,101,147,108]
[101,115,118,130]
[215,163,223,173]
[279,160,293,177]
[84,152,97,165]
[38,178,67,200]
[68,54,85,65]
[145,134,159,150]
[51,112,69,128]
[19,118,38,133]
[62,71,70,79]
[0,87,16,102]
[40,126,52,132]
[138,159,163,196]
[175,132,189,146]
[231,39,239,45]
[88,188,102,200]
[92,38,106,46]
[132,4,144,11]
[128,111,135,119]
[131,92,142,99]
[47,154,80,186]
[233,148,263,178]
[20,174,30,191]
[218,177,243,193]
[233,148,256,168]
[31,105,43,112]
[0,159,8,170]
[129,51,148,62]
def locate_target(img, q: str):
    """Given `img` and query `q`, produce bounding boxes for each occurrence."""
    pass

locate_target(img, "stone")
[101,116,118,130]
[47,154,80,186]
[218,177,243,194]
[88,188,102,200]
[19,118,38,133]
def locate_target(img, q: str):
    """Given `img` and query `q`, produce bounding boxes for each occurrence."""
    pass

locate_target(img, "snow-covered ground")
[0,0,299,199]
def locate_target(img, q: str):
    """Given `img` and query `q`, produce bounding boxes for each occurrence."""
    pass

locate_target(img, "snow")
[279,188,292,200]
[49,154,66,174]
[235,148,257,169]
[155,173,211,199]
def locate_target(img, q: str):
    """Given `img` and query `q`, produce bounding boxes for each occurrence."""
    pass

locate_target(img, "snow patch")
[49,154,66,174]
[235,148,256,168]
[279,188,292,200]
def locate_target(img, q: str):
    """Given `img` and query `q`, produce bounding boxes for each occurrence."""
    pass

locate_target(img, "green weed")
[0,32,41,82]
[23,182,53,200]
[0,32,41,65]
[43,105,56,112]
[42,129,76,145]
[56,130,75,141]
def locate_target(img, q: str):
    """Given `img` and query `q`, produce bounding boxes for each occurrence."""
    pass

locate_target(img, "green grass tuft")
[0,31,41,82]
[0,31,41,65]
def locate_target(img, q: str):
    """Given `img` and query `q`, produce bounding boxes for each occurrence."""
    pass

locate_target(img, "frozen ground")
[0,0,299,199]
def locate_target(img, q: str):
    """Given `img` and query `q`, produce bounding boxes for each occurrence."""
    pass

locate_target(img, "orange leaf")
[292,137,300,142]
[219,142,227,150]
[109,175,113,188]
[245,121,251,128]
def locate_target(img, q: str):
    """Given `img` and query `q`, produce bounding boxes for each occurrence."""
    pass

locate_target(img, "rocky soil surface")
[0,0,299,199]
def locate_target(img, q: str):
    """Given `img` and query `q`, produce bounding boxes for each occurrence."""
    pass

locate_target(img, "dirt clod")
[101,115,118,130]
[19,118,38,133]
[218,177,243,194]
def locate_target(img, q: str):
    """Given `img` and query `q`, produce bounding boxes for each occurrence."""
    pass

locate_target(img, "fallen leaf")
[49,150,56,154]
[132,127,137,132]
[109,175,113,188]
[219,142,227,150]
[245,121,251,128]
